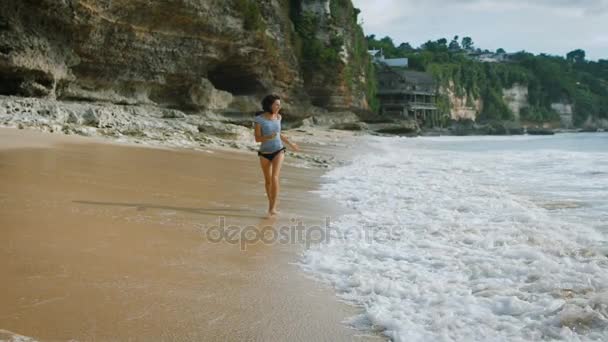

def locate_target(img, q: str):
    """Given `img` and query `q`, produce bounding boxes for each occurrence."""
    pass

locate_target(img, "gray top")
[254,114,284,153]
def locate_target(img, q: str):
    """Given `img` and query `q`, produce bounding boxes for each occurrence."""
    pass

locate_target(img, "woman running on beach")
[253,94,299,217]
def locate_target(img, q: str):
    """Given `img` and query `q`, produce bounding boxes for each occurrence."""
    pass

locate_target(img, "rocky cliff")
[502,83,528,121]
[440,81,480,121]
[0,0,371,116]
[291,0,372,110]
[551,102,574,128]
[442,83,558,125]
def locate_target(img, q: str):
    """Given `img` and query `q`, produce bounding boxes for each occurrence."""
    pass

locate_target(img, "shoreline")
[3,95,603,162]
[0,127,382,341]
[0,95,366,170]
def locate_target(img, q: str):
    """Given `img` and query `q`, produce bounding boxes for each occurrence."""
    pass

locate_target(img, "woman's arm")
[254,123,277,143]
[280,134,300,152]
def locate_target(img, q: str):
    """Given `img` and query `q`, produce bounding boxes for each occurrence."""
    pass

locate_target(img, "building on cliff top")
[368,49,409,68]
[369,50,440,127]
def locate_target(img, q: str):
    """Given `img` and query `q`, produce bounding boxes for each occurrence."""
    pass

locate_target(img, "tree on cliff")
[421,38,448,52]
[566,49,586,64]
[449,35,461,51]
[461,36,474,51]
[398,42,414,52]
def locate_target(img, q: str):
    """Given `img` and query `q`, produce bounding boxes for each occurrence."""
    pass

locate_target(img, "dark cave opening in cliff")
[207,62,266,96]
[0,75,21,96]
[0,68,54,97]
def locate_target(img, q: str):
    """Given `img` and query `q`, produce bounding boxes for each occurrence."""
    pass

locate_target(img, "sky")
[351,0,608,61]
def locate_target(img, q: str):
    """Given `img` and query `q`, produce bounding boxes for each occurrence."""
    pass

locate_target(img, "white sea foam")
[301,133,608,341]
[0,329,38,342]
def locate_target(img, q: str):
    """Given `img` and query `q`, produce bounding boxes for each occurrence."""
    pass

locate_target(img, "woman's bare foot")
[268,208,280,216]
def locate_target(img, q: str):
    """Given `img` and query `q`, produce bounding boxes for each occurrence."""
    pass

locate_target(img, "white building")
[368,49,408,68]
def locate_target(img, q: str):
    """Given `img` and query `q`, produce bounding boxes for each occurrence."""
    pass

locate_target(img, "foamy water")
[301,133,608,341]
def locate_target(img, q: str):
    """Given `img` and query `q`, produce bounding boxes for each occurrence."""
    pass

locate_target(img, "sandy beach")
[0,127,380,341]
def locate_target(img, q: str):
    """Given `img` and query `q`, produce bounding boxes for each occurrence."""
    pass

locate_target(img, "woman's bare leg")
[259,157,273,213]
[269,151,285,215]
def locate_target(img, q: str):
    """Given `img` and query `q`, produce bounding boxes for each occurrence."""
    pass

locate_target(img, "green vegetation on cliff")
[232,0,377,111]
[367,36,608,125]
[289,0,377,111]
[234,0,264,31]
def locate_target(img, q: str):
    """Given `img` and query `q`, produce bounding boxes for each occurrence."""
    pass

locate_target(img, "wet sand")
[0,128,380,341]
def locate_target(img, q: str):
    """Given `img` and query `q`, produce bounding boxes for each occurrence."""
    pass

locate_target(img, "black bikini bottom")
[258,147,286,161]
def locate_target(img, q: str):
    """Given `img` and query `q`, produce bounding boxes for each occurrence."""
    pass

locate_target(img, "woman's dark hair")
[261,94,281,113]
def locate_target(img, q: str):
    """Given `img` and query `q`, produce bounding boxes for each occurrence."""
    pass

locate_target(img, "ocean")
[302,133,608,341]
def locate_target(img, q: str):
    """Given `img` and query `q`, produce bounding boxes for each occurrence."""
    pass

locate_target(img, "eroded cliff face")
[0,0,369,114]
[441,82,481,121]
[502,83,528,120]
[292,0,371,110]
[551,102,574,128]
[442,82,531,123]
